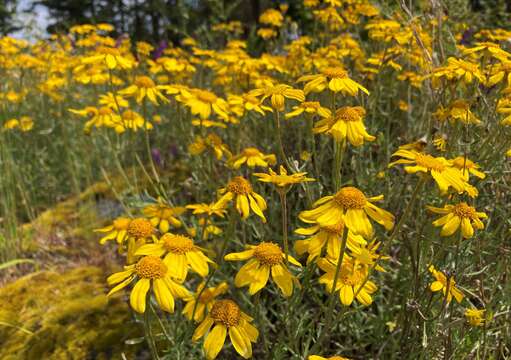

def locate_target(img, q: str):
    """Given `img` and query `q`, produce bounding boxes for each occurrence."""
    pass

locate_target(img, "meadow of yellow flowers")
[1,0,511,359]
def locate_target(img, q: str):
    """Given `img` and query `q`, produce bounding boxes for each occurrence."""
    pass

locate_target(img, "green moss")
[0,266,142,359]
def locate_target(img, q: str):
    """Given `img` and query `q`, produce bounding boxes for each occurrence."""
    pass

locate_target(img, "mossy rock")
[0,266,142,359]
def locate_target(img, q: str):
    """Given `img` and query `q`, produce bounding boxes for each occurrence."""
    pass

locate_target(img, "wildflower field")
[1,0,511,359]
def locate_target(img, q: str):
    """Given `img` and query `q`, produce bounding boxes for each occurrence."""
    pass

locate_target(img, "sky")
[12,0,50,39]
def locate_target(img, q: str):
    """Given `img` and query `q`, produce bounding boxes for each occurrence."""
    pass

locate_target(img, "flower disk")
[135,255,167,279]
[415,153,446,171]
[322,67,348,79]
[226,176,253,195]
[135,76,156,88]
[253,242,283,266]
[210,299,241,327]
[162,233,194,254]
[127,218,154,238]
[452,202,477,219]
[334,187,367,209]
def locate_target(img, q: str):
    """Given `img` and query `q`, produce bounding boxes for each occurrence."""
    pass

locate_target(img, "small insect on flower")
[299,186,394,239]
[298,67,369,96]
[107,255,190,313]
[217,176,267,222]
[193,299,258,359]
[254,165,315,188]
[294,220,367,264]
[427,202,487,239]
[313,106,375,146]
[228,147,277,169]
[135,233,213,281]
[428,265,464,303]
[142,199,186,233]
[318,257,377,306]
[182,282,229,322]
[225,242,301,297]
[389,149,478,197]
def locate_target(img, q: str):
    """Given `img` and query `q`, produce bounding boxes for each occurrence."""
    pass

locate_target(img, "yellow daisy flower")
[82,46,134,70]
[192,299,258,360]
[135,233,214,281]
[285,101,332,119]
[318,256,377,306]
[186,202,227,218]
[254,165,315,187]
[95,216,131,244]
[426,202,487,239]
[177,88,229,120]
[451,156,486,180]
[107,255,190,313]
[299,186,395,239]
[297,67,369,96]
[249,82,305,112]
[294,220,367,264]
[313,106,375,146]
[259,8,284,27]
[143,200,186,233]
[465,308,488,326]
[389,149,477,197]
[228,147,277,169]
[182,282,229,322]
[225,242,302,297]
[428,265,464,303]
[217,176,267,222]
[309,355,351,360]
[119,76,169,105]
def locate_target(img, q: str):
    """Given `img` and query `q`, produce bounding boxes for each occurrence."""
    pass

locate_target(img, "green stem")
[144,305,160,360]
[333,139,345,191]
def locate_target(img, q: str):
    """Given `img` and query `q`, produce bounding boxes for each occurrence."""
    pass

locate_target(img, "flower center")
[210,299,240,327]
[253,242,283,266]
[452,157,474,170]
[336,106,363,122]
[226,176,253,195]
[161,233,194,254]
[127,218,154,238]
[196,90,217,103]
[135,255,167,279]
[98,107,112,116]
[321,67,348,79]
[135,76,156,88]
[415,153,446,172]
[302,101,320,109]
[113,217,131,230]
[122,110,137,121]
[339,264,364,286]
[243,147,261,157]
[333,187,366,209]
[452,202,477,219]
[321,221,344,235]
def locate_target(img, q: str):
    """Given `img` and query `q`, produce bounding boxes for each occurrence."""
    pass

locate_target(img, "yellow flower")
[259,8,284,27]
[249,83,305,112]
[119,76,169,105]
[254,165,315,187]
[177,88,229,120]
[69,106,120,133]
[433,135,447,152]
[299,186,394,239]
[285,101,332,119]
[433,57,484,84]
[309,355,350,360]
[225,242,301,297]
[389,149,478,197]
[135,233,214,281]
[318,256,377,306]
[428,265,464,303]
[183,282,229,322]
[298,67,369,96]
[187,201,227,218]
[228,94,272,116]
[106,255,190,313]
[451,156,486,180]
[142,199,186,233]
[82,46,134,70]
[228,147,276,169]
[464,308,488,326]
[3,119,19,130]
[217,176,267,222]
[188,134,232,160]
[19,116,34,131]
[95,217,132,244]
[434,100,481,125]
[295,220,366,263]
[257,27,278,39]
[313,106,375,146]
[427,202,487,239]
[118,109,153,133]
[350,240,388,272]
[192,299,258,360]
